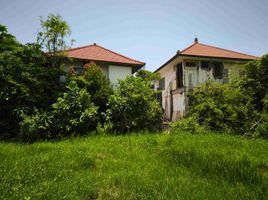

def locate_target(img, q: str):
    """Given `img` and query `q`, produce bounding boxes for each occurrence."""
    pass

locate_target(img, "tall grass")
[0,132,267,199]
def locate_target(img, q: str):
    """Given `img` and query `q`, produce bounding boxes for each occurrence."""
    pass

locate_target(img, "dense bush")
[71,64,113,115]
[242,54,268,111]
[19,110,53,142]
[20,81,98,141]
[179,55,268,137]
[0,25,64,139]
[187,81,256,134]
[52,81,98,136]
[106,76,163,133]
[170,116,207,134]
[253,94,268,138]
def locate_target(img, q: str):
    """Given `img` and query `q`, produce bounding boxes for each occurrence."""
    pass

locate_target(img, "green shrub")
[51,81,98,136]
[188,81,256,134]
[107,76,163,133]
[254,121,268,139]
[170,116,207,134]
[243,54,268,111]
[20,81,98,140]
[0,25,64,139]
[19,110,53,142]
[96,122,113,135]
[252,94,268,138]
[71,64,113,116]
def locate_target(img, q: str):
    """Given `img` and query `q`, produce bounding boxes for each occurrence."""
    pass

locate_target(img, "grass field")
[0,132,267,200]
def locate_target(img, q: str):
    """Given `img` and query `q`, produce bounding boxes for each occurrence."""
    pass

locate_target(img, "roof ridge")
[94,44,145,65]
[64,44,95,52]
[65,43,144,65]
[180,42,198,53]
[196,42,258,58]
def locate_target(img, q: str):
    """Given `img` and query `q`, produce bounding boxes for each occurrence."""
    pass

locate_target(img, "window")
[176,63,183,88]
[201,61,210,70]
[74,66,84,75]
[185,61,197,67]
[213,62,224,79]
[159,78,165,90]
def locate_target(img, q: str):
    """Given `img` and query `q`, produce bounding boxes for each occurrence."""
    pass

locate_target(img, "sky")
[0,0,267,71]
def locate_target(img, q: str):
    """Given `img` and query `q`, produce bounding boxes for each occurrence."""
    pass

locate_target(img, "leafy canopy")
[70,64,113,115]
[242,54,268,111]
[37,14,74,53]
[107,76,163,133]
[0,24,64,139]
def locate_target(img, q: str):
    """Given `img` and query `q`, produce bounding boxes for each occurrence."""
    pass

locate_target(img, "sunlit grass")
[0,132,267,199]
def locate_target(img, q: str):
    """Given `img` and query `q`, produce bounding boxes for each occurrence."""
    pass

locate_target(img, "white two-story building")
[154,38,258,121]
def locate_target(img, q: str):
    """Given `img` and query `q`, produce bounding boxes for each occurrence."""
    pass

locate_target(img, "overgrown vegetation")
[1,13,267,141]
[71,64,113,118]
[0,24,64,139]
[20,81,98,141]
[0,16,162,141]
[172,55,268,138]
[106,76,162,133]
[0,132,267,199]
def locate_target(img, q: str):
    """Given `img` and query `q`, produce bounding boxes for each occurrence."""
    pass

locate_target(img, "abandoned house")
[154,38,258,121]
[60,43,145,85]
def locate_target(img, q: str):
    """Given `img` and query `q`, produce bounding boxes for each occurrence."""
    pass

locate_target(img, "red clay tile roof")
[155,41,258,72]
[180,42,258,60]
[64,43,145,66]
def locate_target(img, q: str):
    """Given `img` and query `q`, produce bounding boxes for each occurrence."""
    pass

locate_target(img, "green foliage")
[170,116,207,134]
[20,81,98,140]
[71,64,113,116]
[188,81,256,134]
[242,54,268,111]
[0,133,267,199]
[0,24,22,52]
[253,94,268,138]
[96,122,113,135]
[0,29,64,139]
[52,81,98,136]
[19,110,53,142]
[135,69,161,81]
[254,121,268,139]
[37,14,73,53]
[107,76,163,133]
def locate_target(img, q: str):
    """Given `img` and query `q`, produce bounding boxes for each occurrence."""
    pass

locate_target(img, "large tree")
[0,24,64,139]
[37,14,74,53]
[0,24,21,52]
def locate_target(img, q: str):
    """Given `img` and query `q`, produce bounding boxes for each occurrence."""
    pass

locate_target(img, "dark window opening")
[185,61,197,67]
[74,66,84,75]
[213,62,224,79]
[201,61,210,70]
[159,78,165,90]
[176,63,183,88]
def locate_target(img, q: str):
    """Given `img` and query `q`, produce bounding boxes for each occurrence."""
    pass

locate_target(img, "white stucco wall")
[109,65,132,85]
[156,57,184,120]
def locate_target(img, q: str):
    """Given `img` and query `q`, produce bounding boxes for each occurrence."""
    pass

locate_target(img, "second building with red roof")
[60,43,145,85]
[154,38,258,121]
